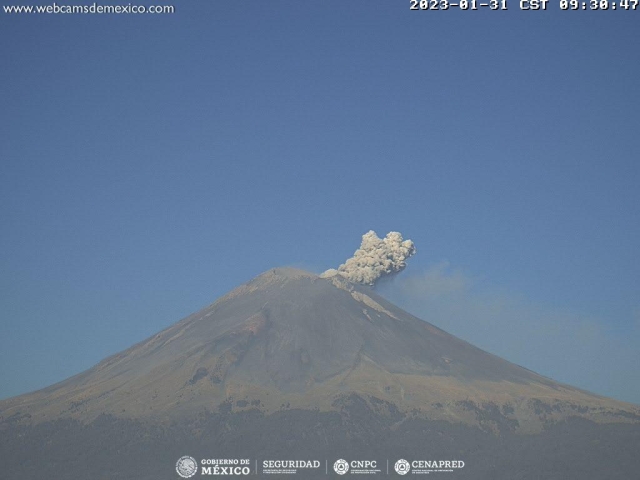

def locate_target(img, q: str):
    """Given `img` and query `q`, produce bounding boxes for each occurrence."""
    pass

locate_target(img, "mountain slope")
[2,267,637,433]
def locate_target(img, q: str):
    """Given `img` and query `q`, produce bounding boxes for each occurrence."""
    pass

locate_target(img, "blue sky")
[1,3,638,403]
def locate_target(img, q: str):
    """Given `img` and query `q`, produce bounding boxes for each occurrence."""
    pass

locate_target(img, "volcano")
[1,267,639,479]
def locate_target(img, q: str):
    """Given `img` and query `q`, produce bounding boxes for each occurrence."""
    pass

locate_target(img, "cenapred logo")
[394,459,411,475]
[333,459,349,475]
[176,456,198,478]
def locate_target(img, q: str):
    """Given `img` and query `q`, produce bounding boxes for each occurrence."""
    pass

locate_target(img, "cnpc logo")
[333,459,349,475]
[334,459,378,475]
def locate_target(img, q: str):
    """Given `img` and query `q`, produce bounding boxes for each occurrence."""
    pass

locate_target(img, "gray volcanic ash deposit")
[1,267,639,479]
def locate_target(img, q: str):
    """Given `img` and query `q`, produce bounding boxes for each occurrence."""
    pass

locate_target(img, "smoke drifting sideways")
[323,231,417,287]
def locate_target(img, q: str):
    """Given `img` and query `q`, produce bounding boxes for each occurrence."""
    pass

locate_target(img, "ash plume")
[324,230,417,286]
